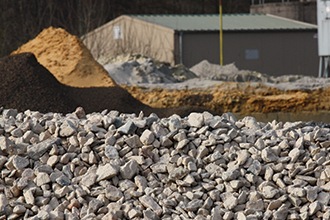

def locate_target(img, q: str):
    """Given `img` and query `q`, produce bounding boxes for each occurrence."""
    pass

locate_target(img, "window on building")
[113,26,123,39]
[245,49,259,60]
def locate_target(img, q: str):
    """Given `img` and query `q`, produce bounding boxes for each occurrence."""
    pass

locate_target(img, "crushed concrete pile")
[104,54,197,85]
[11,27,116,88]
[104,58,330,92]
[0,108,330,220]
[190,60,269,83]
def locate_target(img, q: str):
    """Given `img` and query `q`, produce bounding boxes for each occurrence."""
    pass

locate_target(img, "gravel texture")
[0,108,330,219]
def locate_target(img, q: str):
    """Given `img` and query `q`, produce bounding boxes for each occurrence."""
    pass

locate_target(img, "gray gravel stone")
[120,160,139,179]
[27,137,60,160]
[12,155,29,170]
[96,163,118,182]
[139,195,162,216]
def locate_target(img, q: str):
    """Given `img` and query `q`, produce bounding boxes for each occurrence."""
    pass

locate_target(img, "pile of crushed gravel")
[0,108,329,219]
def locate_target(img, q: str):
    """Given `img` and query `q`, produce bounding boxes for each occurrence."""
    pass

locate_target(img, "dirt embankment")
[123,83,330,116]
[12,27,116,88]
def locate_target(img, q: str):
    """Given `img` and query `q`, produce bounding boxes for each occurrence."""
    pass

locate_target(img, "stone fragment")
[185,199,203,212]
[222,169,240,181]
[150,163,167,173]
[236,150,250,165]
[261,147,278,163]
[140,129,155,145]
[118,121,137,134]
[288,148,301,163]
[273,204,288,220]
[80,166,97,187]
[12,155,29,170]
[143,209,160,220]
[220,192,238,210]
[169,166,188,180]
[104,145,119,159]
[0,194,8,213]
[318,191,330,205]
[105,185,123,201]
[47,155,59,167]
[309,201,321,216]
[96,163,118,182]
[128,208,142,218]
[23,189,35,205]
[176,139,189,150]
[188,113,204,128]
[3,109,17,118]
[305,186,318,202]
[59,120,77,137]
[54,186,70,198]
[247,160,262,175]
[27,137,60,160]
[139,195,162,216]
[267,200,282,210]
[120,160,139,179]
[242,116,260,130]
[321,181,330,191]
[88,198,104,214]
[13,204,26,214]
[36,172,51,186]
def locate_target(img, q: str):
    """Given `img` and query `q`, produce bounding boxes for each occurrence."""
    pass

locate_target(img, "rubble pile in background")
[104,54,197,85]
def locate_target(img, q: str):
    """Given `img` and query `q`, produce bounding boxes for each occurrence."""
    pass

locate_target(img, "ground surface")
[8,27,330,123]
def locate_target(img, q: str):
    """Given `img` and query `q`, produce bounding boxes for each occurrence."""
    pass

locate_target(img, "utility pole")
[219,0,223,66]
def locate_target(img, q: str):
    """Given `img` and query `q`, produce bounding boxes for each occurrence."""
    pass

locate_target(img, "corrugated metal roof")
[132,14,317,31]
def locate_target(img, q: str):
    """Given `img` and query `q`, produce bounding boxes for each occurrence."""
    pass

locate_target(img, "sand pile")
[11,27,116,88]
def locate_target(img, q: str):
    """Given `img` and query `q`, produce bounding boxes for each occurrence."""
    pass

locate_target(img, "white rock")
[220,192,238,210]
[140,129,155,145]
[188,113,204,128]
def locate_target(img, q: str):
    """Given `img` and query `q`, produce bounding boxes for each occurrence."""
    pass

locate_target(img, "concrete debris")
[0,107,330,219]
[104,57,330,91]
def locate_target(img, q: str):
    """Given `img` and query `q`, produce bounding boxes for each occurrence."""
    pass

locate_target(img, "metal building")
[83,14,318,77]
[317,0,330,77]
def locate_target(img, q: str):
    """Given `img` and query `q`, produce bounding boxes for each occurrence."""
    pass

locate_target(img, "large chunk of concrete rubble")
[1,107,330,219]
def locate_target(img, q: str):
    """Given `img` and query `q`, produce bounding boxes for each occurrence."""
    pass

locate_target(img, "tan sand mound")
[12,27,116,88]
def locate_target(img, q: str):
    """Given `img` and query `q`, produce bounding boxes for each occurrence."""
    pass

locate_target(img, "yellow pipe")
[219,0,223,66]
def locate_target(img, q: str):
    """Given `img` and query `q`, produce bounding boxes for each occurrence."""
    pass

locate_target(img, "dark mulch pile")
[0,53,78,113]
[0,53,213,117]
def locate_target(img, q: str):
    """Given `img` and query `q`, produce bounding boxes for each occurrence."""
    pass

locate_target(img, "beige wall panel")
[83,16,175,65]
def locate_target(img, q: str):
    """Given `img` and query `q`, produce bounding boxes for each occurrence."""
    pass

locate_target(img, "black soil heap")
[0,53,211,117]
[0,53,152,114]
